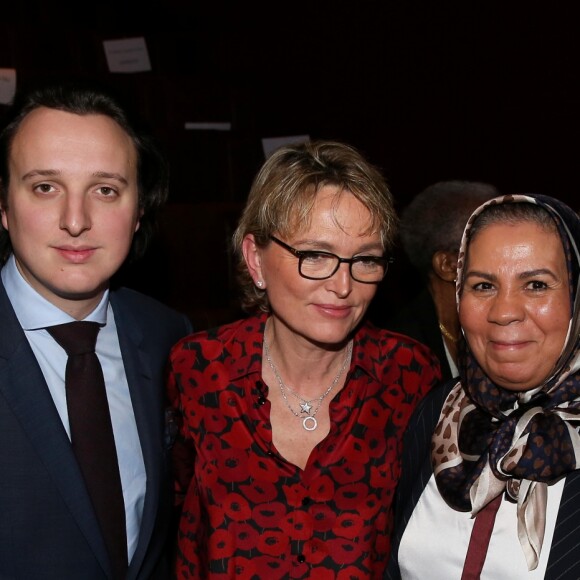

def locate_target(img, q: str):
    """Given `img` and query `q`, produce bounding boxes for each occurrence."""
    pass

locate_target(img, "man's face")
[1,107,141,318]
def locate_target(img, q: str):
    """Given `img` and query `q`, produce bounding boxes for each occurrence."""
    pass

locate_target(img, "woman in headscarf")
[385,194,580,579]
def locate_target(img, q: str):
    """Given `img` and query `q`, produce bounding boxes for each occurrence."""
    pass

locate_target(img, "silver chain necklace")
[263,336,352,431]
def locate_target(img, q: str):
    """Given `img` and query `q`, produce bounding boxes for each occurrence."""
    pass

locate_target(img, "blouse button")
[297,554,306,563]
[257,396,266,405]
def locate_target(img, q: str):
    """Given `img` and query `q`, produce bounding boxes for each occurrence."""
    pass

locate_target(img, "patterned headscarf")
[431,194,580,570]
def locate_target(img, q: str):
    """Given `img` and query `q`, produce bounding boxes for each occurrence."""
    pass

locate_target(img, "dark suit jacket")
[385,381,580,580]
[387,288,454,383]
[0,280,192,579]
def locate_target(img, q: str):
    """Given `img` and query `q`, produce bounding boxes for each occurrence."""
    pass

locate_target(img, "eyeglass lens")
[299,254,386,282]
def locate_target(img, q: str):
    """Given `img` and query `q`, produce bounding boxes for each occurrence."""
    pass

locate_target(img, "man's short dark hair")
[0,79,169,265]
[400,180,499,279]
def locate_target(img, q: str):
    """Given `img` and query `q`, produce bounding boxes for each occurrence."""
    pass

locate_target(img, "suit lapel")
[411,290,453,382]
[385,382,454,579]
[0,283,112,577]
[111,293,159,579]
[545,470,580,579]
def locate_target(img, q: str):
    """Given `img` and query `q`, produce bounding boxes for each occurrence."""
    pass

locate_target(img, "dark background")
[1,3,578,328]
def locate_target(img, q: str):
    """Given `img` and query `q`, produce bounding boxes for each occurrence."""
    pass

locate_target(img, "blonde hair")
[232,140,397,313]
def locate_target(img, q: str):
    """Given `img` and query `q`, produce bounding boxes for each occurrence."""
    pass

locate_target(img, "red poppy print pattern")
[167,313,441,579]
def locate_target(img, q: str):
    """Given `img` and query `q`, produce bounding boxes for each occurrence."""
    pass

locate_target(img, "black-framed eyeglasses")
[269,236,392,283]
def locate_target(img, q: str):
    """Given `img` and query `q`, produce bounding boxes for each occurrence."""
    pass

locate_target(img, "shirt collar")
[226,312,379,383]
[1,254,109,330]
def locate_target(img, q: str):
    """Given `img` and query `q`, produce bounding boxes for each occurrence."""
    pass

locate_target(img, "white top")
[442,337,459,378]
[399,473,564,579]
[2,255,146,561]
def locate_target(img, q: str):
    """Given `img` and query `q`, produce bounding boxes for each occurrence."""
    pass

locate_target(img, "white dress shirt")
[399,472,564,579]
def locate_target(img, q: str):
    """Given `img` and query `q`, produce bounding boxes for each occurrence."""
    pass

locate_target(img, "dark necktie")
[47,321,128,580]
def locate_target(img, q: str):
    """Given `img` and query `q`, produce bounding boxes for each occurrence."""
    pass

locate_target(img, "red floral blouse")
[167,313,441,579]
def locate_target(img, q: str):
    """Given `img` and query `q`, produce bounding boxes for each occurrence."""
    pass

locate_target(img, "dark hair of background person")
[0,79,169,266]
[399,179,500,280]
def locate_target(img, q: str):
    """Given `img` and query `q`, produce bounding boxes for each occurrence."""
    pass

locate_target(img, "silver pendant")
[303,416,317,431]
[300,401,313,414]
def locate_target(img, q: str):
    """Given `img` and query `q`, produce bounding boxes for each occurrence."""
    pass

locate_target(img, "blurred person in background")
[387,180,499,381]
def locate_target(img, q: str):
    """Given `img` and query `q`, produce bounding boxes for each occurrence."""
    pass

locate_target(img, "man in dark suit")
[0,81,192,579]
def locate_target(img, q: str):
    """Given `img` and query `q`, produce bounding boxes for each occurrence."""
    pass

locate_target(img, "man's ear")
[0,187,8,231]
[134,207,144,233]
[432,250,457,282]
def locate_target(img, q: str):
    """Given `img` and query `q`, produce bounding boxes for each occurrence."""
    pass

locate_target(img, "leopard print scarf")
[431,194,580,570]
